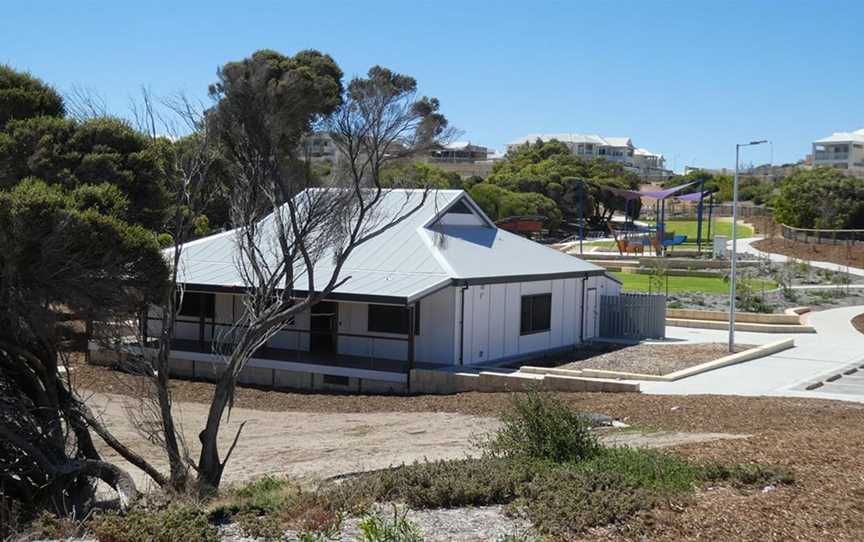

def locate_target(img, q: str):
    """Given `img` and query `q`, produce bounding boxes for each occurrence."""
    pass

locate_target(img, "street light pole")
[729,140,768,352]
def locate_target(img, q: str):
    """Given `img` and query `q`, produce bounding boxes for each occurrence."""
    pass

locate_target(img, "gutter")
[458,285,468,365]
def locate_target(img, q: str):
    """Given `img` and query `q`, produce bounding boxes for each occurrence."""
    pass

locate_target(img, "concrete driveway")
[640,305,864,402]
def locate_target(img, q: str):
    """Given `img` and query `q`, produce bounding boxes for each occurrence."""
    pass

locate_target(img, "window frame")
[367,302,420,335]
[520,293,552,336]
[177,291,215,319]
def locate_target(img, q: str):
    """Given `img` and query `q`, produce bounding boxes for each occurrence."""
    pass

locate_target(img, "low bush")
[482,391,600,463]
[91,503,218,542]
[341,456,535,509]
[700,462,794,487]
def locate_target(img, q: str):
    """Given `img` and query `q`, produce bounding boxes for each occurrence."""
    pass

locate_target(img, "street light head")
[749,140,768,145]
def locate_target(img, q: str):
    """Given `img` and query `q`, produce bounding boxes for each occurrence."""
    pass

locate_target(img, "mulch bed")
[852,312,864,336]
[71,361,864,541]
[752,237,864,269]
[552,342,754,376]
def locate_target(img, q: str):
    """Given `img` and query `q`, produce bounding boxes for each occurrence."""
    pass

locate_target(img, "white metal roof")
[814,129,864,144]
[508,133,633,148]
[634,147,663,159]
[174,189,605,304]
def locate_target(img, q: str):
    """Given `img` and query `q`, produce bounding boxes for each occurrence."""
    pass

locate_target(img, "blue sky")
[2,1,862,171]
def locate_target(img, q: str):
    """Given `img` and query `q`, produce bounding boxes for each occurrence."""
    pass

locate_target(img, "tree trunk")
[196,371,235,492]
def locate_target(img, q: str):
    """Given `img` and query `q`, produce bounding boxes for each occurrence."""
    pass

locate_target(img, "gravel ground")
[552,343,753,376]
[69,364,864,541]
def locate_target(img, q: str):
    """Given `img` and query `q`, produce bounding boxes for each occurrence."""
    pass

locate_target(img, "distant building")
[419,141,502,178]
[811,128,864,178]
[428,141,492,162]
[507,133,673,181]
[684,163,803,182]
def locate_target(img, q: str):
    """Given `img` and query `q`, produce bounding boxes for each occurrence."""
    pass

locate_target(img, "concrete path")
[640,304,864,402]
[732,236,864,277]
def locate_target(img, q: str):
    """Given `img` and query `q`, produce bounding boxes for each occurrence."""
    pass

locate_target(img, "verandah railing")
[142,316,413,374]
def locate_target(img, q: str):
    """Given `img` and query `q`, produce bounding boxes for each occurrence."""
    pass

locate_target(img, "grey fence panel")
[600,293,666,340]
[780,223,864,245]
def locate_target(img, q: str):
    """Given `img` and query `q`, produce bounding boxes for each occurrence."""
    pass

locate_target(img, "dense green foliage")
[209,49,344,164]
[773,167,864,229]
[669,169,776,204]
[0,65,64,129]
[482,139,641,229]
[0,115,172,230]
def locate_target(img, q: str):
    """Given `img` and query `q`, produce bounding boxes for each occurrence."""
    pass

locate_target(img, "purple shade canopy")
[600,180,698,201]
[675,190,713,202]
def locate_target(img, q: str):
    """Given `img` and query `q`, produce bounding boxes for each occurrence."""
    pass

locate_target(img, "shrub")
[483,391,600,463]
[699,462,794,487]
[342,457,535,509]
[91,503,218,542]
[513,447,701,536]
[357,506,423,542]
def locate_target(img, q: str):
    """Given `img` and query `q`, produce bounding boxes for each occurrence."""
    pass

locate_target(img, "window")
[520,294,551,335]
[446,199,473,214]
[177,292,214,318]
[323,374,349,386]
[367,302,420,335]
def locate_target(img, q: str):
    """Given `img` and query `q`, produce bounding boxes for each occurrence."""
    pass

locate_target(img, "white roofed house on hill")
[811,128,864,179]
[104,189,625,394]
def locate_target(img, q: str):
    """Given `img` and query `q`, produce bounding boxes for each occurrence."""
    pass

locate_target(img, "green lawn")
[662,219,753,241]
[576,220,752,252]
[612,271,776,294]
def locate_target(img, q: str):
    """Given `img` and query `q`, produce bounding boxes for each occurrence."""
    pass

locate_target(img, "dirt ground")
[84,391,745,493]
[553,342,753,376]
[752,237,864,269]
[73,365,864,541]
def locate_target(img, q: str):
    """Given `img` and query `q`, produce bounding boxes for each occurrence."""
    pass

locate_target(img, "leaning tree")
[179,52,451,492]
[0,179,169,516]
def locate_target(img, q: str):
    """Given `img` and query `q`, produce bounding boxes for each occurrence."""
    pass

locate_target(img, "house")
[507,133,673,180]
[811,129,864,179]
[135,189,621,393]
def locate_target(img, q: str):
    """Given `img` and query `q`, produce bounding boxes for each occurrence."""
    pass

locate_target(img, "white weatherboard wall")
[461,278,576,365]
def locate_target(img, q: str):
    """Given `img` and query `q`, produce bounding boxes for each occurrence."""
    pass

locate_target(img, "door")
[310,301,338,353]
[584,288,598,340]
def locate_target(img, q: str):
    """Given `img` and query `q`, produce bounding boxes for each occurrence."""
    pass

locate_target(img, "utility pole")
[729,140,768,352]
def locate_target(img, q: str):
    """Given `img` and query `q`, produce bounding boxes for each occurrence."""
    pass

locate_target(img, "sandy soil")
[84,392,746,493]
[85,392,496,491]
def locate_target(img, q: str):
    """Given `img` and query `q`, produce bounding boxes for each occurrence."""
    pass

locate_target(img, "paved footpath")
[732,236,864,277]
[640,304,864,403]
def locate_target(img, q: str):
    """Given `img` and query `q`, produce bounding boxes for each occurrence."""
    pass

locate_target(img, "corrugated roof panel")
[173,188,602,301]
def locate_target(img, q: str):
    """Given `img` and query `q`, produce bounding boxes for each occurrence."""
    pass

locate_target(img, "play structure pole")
[696,180,705,256]
[578,180,584,255]
[706,193,714,245]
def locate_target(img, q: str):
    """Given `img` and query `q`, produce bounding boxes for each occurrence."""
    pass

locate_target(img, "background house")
[145,189,620,393]
[811,129,864,178]
[507,133,673,180]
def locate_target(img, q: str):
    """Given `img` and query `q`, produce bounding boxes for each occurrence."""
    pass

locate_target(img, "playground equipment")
[598,180,713,257]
